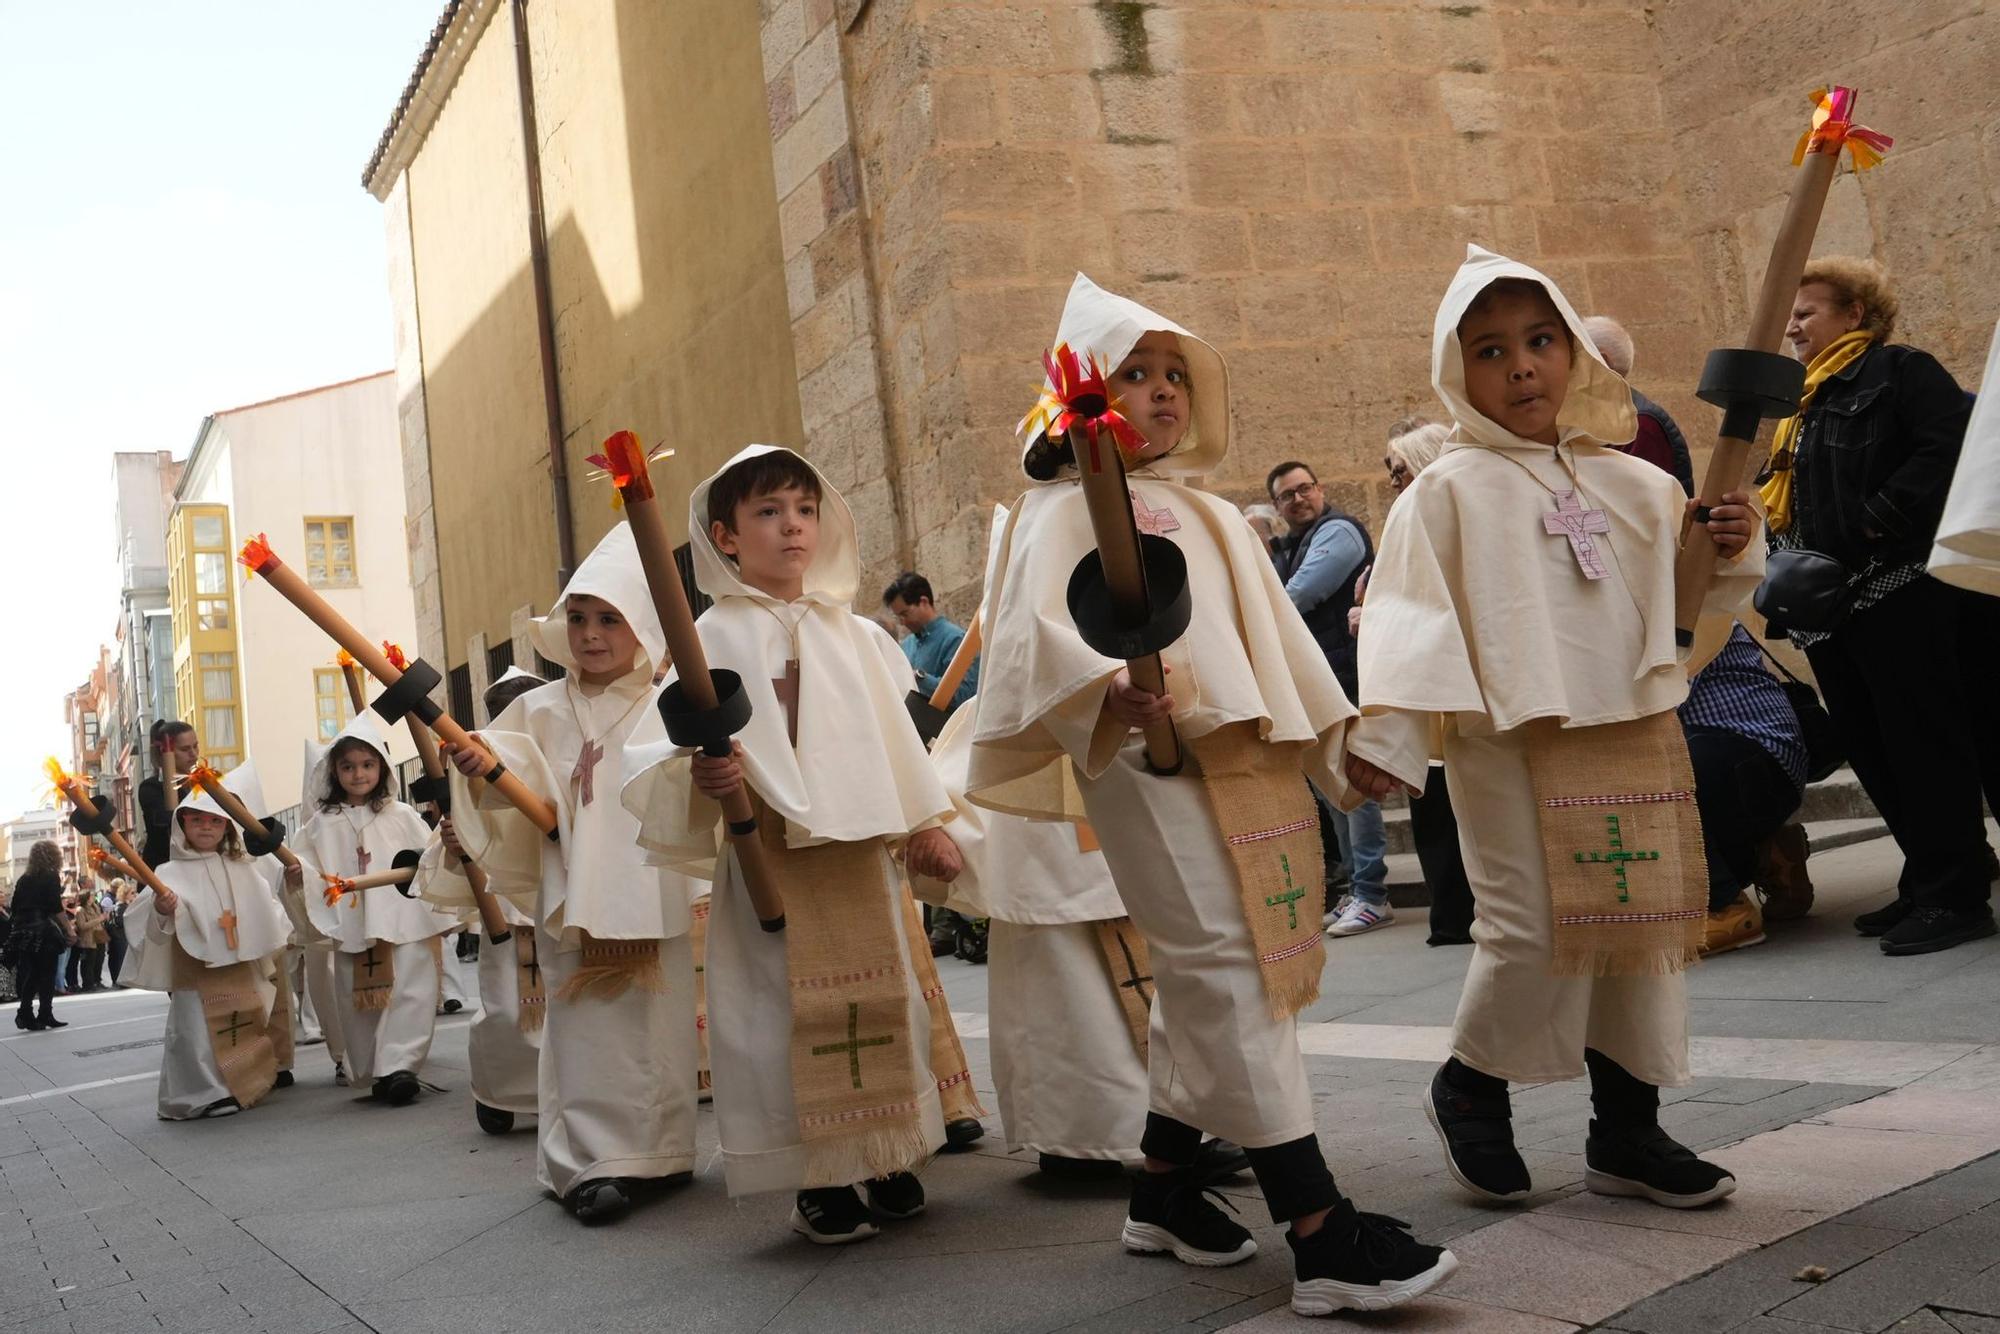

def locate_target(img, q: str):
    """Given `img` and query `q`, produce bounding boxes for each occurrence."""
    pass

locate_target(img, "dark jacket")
[1630,390,1696,497]
[138,775,173,868]
[7,873,66,958]
[1789,343,1971,569]
[1270,506,1374,698]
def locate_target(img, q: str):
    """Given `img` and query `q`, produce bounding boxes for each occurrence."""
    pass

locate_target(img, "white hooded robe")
[1346,246,1763,1087]
[450,522,699,1195]
[963,273,1355,1150]
[297,715,457,1086]
[127,763,295,1120]
[622,444,957,1197]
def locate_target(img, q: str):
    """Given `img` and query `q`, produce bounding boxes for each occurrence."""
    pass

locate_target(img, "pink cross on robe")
[1543,489,1611,580]
[572,739,604,807]
[1131,492,1180,535]
[354,843,371,873]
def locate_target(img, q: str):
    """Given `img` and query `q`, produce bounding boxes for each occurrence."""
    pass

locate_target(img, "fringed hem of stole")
[1092,916,1153,1061]
[515,931,546,1034]
[1189,724,1325,1019]
[552,934,662,1004]
[1529,713,1706,978]
[353,941,395,1011]
[899,890,986,1122]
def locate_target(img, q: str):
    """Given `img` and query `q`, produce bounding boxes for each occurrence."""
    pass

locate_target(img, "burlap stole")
[690,895,712,1090]
[515,932,546,1034]
[1188,723,1326,1018]
[553,933,662,1004]
[171,941,278,1110]
[1527,712,1706,976]
[896,890,985,1123]
[353,941,394,1011]
[1092,917,1153,1060]
[764,825,928,1189]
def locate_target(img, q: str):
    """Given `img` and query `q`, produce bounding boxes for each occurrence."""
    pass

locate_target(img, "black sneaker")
[1121,1171,1256,1266]
[1038,1153,1127,1181]
[374,1071,420,1106]
[475,1101,515,1135]
[791,1186,879,1245]
[944,1117,985,1151]
[1424,1063,1531,1202]
[928,932,956,958]
[1854,896,1914,937]
[569,1178,632,1225]
[273,1070,295,1089]
[1193,1137,1250,1183]
[863,1172,926,1220]
[1289,1201,1457,1315]
[1585,1122,1736,1208]
[441,999,464,1015]
[1879,905,1998,956]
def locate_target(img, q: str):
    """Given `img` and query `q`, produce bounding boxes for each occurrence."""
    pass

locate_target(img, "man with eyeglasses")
[1266,461,1389,939]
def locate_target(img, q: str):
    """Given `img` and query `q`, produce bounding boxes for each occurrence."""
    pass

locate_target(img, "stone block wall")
[1657,0,1999,385]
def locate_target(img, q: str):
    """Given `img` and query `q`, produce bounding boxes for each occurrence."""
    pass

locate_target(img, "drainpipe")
[511,0,576,588]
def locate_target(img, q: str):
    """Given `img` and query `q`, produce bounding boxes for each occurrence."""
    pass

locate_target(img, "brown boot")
[1753,823,1814,922]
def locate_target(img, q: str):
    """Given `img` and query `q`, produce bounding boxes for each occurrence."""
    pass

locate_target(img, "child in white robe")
[922,701,1149,1173]
[445,525,699,1225]
[126,763,296,1120]
[623,445,964,1246]
[422,666,549,1136]
[1344,246,1762,1211]
[966,274,1456,1316]
[296,715,457,1106]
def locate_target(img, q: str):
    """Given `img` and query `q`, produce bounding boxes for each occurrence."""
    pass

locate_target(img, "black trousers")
[14,952,57,1021]
[1803,578,1992,913]
[106,929,127,985]
[1953,584,2000,822]
[1141,1112,1338,1223]
[1411,767,1474,940]
[1685,727,1804,913]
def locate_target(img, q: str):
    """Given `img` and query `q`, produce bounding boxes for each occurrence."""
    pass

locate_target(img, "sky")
[0,2,444,815]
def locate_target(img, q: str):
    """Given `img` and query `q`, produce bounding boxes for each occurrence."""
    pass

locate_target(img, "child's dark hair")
[483,673,547,719]
[177,808,246,861]
[706,451,821,533]
[1458,278,1574,346]
[318,737,393,813]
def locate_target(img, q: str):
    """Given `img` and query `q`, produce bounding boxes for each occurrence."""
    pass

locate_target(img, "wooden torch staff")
[591,432,784,929]
[927,609,983,712]
[238,537,561,840]
[1672,86,1891,642]
[337,653,367,714]
[326,868,418,895]
[401,704,513,942]
[46,761,178,911]
[186,765,300,870]
[1032,343,1188,775]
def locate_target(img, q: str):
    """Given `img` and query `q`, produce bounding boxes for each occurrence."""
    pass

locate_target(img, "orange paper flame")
[1793,85,1892,172]
[584,430,672,509]
[321,873,356,906]
[382,642,408,671]
[336,648,356,668]
[88,846,108,868]
[187,762,224,790]
[1018,343,1151,467]
[238,533,277,575]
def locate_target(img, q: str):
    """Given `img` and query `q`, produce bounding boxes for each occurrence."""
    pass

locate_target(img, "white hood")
[688,444,859,609]
[528,522,666,677]
[303,712,393,812]
[1021,273,1230,481]
[493,665,543,686]
[171,759,271,857]
[1432,245,1636,454]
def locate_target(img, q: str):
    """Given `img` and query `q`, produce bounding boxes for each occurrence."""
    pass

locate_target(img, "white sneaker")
[1322,893,1354,928]
[1326,900,1393,937]
[333,1061,349,1087]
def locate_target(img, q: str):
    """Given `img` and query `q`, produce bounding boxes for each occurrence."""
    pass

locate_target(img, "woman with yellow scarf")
[1758,257,1994,957]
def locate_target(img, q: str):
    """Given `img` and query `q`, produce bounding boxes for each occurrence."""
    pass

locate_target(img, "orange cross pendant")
[219,909,239,952]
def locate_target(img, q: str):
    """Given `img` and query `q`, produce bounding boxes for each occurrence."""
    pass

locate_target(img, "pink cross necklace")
[1481,446,1614,582]
[566,684,647,809]
[340,807,374,874]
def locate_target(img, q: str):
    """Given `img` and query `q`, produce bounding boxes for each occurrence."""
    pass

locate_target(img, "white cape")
[1928,318,2000,595]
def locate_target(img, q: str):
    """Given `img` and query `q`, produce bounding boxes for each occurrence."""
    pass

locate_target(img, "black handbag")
[1748,635,1845,783]
[1753,548,1876,634]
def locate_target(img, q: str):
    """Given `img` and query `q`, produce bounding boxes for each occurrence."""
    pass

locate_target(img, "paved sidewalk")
[1,825,1994,1333]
